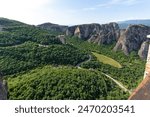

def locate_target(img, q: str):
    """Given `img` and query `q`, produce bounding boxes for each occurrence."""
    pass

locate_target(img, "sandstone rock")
[57,35,66,44]
[88,23,120,45]
[138,41,149,59]
[114,25,150,59]
[67,23,120,45]
[38,23,68,34]
[113,29,129,55]
[74,23,100,40]
[0,78,7,100]
[66,26,77,36]
[0,25,3,32]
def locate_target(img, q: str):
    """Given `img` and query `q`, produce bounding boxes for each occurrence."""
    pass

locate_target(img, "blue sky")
[0,0,150,25]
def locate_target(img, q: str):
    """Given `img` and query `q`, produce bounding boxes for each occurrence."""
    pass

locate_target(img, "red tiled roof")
[129,75,150,100]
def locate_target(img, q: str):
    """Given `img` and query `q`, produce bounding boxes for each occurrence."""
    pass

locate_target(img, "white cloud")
[83,7,96,11]
[97,0,140,8]
[0,0,54,24]
[82,0,140,12]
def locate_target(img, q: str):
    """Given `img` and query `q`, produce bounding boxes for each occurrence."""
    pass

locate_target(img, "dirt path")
[101,72,131,94]
[76,54,131,94]
[76,55,92,68]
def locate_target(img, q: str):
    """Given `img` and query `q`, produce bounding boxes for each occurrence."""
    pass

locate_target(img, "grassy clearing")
[92,52,122,68]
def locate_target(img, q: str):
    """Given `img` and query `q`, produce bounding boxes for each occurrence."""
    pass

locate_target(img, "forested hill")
[0,18,146,100]
[0,17,27,27]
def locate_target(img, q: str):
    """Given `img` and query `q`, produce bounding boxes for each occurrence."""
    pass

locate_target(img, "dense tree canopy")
[0,26,62,46]
[0,42,88,75]
[8,66,129,100]
[0,21,145,100]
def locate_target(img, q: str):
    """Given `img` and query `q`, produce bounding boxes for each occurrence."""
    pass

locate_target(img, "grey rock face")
[88,23,120,45]
[74,23,100,40]
[66,26,77,36]
[0,25,3,32]
[66,23,120,45]
[138,41,149,59]
[38,23,68,34]
[113,29,129,55]
[114,25,150,59]
[0,78,7,100]
[57,35,66,44]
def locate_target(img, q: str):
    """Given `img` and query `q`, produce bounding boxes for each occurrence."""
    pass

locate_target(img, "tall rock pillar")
[0,73,7,100]
[144,35,150,79]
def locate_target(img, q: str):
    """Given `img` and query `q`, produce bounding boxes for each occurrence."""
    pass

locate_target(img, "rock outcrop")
[38,23,68,34]
[0,25,3,32]
[88,23,120,45]
[66,26,77,36]
[66,23,120,45]
[0,77,7,100]
[138,41,149,60]
[57,35,66,44]
[114,25,150,59]
[38,22,150,59]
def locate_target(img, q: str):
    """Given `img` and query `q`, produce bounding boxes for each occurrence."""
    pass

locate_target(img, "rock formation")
[138,41,149,60]
[114,25,150,59]
[57,35,66,44]
[66,26,77,36]
[66,23,120,45]
[0,25,3,32]
[88,23,120,45]
[0,76,7,100]
[38,22,150,59]
[38,23,68,34]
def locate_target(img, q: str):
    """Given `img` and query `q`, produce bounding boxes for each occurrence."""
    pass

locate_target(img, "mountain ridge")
[118,19,150,29]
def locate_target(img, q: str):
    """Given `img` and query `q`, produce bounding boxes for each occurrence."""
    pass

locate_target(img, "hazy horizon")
[0,0,150,25]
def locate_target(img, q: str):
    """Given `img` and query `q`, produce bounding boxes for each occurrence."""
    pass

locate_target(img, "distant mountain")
[37,23,68,34]
[118,19,150,29]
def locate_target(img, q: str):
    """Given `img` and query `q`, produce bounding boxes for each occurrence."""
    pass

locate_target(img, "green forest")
[0,18,146,100]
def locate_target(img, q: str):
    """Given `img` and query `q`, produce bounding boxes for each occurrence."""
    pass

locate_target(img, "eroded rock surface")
[0,78,7,100]
[114,25,150,59]
[66,23,120,45]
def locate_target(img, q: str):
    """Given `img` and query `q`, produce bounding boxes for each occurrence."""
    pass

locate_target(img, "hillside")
[37,23,68,34]
[0,18,146,100]
[8,65,129,100]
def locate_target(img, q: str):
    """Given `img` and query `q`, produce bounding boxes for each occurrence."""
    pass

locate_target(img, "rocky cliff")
[0,78,7,100]
[66,23,150,59]
[66,23,120,45]
[38,23,68,34]
[0,25,3,32]
[114,25,150,59]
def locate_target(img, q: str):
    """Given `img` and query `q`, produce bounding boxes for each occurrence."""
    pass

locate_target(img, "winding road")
[101,72,131,94]
[76,54,131,94]
[76,55,92,68]
[2,42,131,94]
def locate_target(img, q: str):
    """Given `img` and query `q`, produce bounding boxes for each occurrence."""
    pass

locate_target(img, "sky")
[0,0,150,25]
